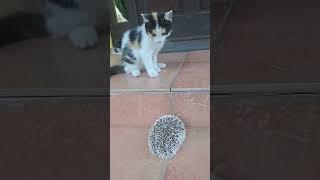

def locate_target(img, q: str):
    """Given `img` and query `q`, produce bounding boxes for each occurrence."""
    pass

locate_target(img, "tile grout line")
[169,92,174,115]
[168,53,186,93]
[168,53,186,116]
[110,90,210,95]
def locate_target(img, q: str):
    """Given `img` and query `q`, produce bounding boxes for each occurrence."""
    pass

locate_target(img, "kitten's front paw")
[131,69,141,77]
[158,63,167,69]
[69,26,98,49]
[155,66,161,72]
[147,69,159,78]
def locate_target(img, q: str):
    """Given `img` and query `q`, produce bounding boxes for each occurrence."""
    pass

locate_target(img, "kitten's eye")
[152,33,156,37]
[162,33,166,35]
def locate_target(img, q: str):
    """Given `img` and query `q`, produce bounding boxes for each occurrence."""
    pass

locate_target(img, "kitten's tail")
[0,12,49,47]
[110,65,125,76]
[110,40,125,76]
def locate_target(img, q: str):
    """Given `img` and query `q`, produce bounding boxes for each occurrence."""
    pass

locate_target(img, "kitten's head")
[141,10,173,44]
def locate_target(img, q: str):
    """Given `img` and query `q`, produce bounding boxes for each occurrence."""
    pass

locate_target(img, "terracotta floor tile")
[165,128,210,180]
[158,52,187,63]
[110,127,162,180]
[171,61,210,91]
[110,93,171,127]
[173,93,210,128]
[110,62,182,93]
[186,50,210,62]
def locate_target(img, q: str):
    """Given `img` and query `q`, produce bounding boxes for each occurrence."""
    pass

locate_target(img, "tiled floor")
[110,50,210,180]
[110,50,210,93]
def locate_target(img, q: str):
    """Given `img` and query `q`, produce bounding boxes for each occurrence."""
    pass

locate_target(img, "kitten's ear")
[165,10,173,21]
[141,14,149,23]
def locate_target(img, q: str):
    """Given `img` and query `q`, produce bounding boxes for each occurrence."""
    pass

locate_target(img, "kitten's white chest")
[143,38,164,52]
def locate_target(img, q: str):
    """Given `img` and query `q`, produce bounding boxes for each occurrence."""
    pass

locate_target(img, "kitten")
[111,10,173,78]
[45,0,106,48]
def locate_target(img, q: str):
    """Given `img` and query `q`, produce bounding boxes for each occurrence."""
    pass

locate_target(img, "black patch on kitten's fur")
[122,47,136,64]
[157,13,172,35]
[144,15,157,35]
[142,12,172,35]
[129,29,142,44]
[49,0,79,9]
[115,40,122,49]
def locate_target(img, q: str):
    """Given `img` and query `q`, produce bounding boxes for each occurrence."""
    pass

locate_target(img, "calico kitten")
[45,0,106,48]
[111,10,173,78]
